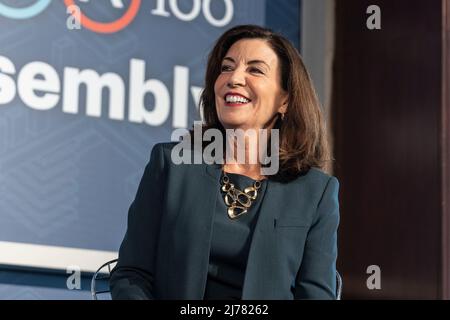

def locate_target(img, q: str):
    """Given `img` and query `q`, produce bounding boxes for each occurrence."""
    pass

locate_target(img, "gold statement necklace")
[220,170,263,219]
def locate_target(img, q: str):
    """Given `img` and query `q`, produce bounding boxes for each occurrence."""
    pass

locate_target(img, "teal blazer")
[109,142,340,299]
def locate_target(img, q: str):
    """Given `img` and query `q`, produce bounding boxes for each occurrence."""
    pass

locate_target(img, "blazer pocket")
[274,217,310,228]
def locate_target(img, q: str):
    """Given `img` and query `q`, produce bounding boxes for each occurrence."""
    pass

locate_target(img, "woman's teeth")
[225,95,250,104]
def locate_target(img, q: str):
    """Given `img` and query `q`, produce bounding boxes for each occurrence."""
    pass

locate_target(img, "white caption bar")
[0,241,117,274]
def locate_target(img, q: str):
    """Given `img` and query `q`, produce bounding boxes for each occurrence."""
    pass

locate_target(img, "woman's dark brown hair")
[193,24,331,182]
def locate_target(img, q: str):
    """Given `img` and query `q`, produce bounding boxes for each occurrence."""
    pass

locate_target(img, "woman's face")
[214,39,288,131]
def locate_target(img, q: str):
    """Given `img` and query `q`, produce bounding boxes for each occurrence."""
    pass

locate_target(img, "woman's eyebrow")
[222,56,270,70]
[222,57,236,64]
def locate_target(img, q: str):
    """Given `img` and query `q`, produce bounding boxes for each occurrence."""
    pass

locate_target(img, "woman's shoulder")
[289,167,338,186]
[285,167,339,200]
[306,167,338,183]
[149,141,205,171]
[149,141,179,159]
[152,141,178,152]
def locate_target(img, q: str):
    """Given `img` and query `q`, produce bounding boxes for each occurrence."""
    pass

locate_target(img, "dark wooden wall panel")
[442,0,450,300]
[333,0,445,298]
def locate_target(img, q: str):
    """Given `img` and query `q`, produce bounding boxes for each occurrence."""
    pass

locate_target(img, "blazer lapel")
[241,180,281,299]
[168,162,222,299]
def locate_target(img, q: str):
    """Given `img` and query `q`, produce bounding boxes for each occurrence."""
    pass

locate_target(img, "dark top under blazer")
[109,142,340,300]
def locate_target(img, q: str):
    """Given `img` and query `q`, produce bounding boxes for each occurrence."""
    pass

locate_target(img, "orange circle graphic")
[64,0,141,34]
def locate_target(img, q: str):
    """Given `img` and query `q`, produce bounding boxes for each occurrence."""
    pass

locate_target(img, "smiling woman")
[214,38,288,133]
[200,24,330,182]
[109,25,340,300]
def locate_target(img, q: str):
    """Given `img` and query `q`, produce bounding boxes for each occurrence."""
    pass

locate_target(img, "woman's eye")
[221,65,232,72]
[250,68,263,74]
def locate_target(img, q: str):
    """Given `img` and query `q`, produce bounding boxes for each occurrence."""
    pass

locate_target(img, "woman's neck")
[222,163,266,181]
[222,134,267,180]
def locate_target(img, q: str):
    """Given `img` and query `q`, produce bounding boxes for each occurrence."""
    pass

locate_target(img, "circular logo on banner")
[64,0,141,34]
[0,0,51,19]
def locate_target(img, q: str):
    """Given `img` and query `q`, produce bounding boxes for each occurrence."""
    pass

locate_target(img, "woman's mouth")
[224,93,251,107]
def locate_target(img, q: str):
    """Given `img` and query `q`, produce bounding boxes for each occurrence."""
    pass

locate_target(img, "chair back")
[91,259,118,300]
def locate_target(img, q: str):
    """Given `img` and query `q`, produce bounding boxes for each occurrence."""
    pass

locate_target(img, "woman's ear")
[278,94,289,114]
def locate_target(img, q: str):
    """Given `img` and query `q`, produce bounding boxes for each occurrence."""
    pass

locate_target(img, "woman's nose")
[227,69,246,87]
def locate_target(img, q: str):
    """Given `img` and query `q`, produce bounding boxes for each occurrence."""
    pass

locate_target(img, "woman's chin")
[218,114,253,127]
[220,120,250,130]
